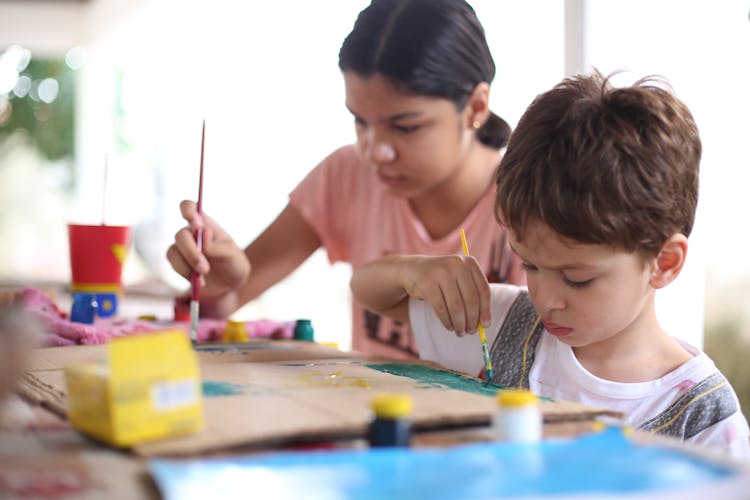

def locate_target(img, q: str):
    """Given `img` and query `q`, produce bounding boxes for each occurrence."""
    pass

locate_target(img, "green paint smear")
[367,363,554,401]
[366,363,507,397]
[202,380,244,397]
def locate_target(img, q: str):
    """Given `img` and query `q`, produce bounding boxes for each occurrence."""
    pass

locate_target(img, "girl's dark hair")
[339,0,510,149]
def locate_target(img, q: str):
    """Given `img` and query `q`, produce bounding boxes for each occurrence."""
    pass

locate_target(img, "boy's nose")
[532,285,566,314]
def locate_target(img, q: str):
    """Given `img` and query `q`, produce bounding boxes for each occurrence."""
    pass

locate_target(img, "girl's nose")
[359,130,396,165]
[371,142,396,163]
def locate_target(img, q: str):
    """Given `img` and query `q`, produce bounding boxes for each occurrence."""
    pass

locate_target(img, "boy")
[350,71,750,459]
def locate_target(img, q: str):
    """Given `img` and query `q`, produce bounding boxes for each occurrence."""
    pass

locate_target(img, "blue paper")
[150,428,742,500]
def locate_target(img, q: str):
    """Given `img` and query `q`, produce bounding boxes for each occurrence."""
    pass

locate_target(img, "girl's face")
[344,72,477,199]
[509,220,658,351]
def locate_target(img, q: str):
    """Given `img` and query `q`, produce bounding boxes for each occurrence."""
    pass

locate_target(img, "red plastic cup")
[68,224,131,293]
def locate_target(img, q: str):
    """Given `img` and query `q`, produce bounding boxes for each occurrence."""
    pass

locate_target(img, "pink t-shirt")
[290,144,525,359]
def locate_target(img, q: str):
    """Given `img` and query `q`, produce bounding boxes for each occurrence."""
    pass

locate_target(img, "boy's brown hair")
[495,70,701,257]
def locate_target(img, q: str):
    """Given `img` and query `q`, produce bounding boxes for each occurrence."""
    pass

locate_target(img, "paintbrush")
[459,229,494,383]
[190,120,206,344]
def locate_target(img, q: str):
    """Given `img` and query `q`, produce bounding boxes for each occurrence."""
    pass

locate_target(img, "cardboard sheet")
[19,342,621,457]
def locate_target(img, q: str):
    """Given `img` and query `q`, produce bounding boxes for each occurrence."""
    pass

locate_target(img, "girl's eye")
[564,277,593,289]
[393,124,419,133]
[521,262,537,272]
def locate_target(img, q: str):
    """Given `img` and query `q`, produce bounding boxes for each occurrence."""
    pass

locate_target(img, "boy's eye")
[521,262,537,272]
[564,277,593,289]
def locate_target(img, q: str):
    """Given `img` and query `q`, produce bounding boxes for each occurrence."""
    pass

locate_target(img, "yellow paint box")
[64,329,204,447]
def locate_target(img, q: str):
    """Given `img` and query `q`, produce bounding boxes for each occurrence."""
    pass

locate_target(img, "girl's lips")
[377,172,406,186]
[543,321,572,336]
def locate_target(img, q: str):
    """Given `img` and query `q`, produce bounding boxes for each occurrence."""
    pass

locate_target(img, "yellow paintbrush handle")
[477,323,487,344]
[459,229,494,381]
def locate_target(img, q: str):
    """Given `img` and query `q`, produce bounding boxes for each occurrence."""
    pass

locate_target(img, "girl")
[167,0,525,359]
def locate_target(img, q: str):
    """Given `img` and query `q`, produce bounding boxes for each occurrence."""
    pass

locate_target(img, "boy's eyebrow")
[509,241,596,271]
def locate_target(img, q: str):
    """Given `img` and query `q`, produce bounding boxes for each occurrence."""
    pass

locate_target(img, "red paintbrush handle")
[191,227,204,301]
[192,120,206,305]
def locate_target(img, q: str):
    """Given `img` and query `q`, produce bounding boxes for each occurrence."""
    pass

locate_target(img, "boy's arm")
[350,254,491,336]
[350,255,412,323]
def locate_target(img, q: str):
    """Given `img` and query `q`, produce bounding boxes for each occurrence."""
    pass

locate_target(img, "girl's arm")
[350,254,491,336]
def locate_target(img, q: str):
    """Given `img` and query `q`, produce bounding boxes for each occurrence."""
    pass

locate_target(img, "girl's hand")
[166,200,251,295]
[397,255,491,336]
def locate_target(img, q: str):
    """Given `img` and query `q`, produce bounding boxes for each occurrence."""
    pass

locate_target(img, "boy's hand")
[166,200,251,295]
[397,255,491,336]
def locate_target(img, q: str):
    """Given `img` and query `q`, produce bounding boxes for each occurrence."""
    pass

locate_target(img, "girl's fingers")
[179,200,208,233]
[173,227,209,273]
[179,200,197,220]
[166,244,192,280]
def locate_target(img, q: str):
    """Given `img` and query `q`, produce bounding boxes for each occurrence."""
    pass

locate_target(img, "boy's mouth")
[542,321,572,337]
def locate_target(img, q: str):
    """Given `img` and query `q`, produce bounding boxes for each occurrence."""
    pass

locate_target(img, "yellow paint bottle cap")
[496,389,538,408]
[371,393,413,419]
[222,320,249,342]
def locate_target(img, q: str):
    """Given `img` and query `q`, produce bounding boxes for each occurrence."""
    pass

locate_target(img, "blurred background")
[0,0,748,416]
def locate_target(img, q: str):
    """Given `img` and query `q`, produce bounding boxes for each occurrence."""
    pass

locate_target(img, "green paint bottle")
[293,319,314,342]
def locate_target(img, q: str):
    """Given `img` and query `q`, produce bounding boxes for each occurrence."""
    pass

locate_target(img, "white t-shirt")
[410,284,750,460]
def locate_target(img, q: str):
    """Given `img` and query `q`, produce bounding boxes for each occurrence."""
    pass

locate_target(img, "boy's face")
[509,220,657,349]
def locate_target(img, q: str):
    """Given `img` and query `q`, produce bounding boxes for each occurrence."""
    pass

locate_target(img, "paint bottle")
[70,293,98,324]
[293,319,314,342]
[173,296,190,322]
[94,292,118,318]
[222,320,249,342]
[368,393,412,447]
[493,389,542,443]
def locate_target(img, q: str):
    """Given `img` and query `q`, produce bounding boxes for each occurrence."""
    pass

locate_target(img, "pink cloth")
[290,144,526,359]
[21,288,295,346]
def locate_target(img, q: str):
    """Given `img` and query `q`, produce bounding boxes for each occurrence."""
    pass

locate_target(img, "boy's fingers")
[441,284,467,335]
[455,273,480,334]
[471,264,492,327]
[463,258,491,327]
[424,286,454,333]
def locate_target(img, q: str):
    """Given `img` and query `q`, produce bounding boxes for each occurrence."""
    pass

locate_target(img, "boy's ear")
[465,82,491,129]
[649,234,688,289]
